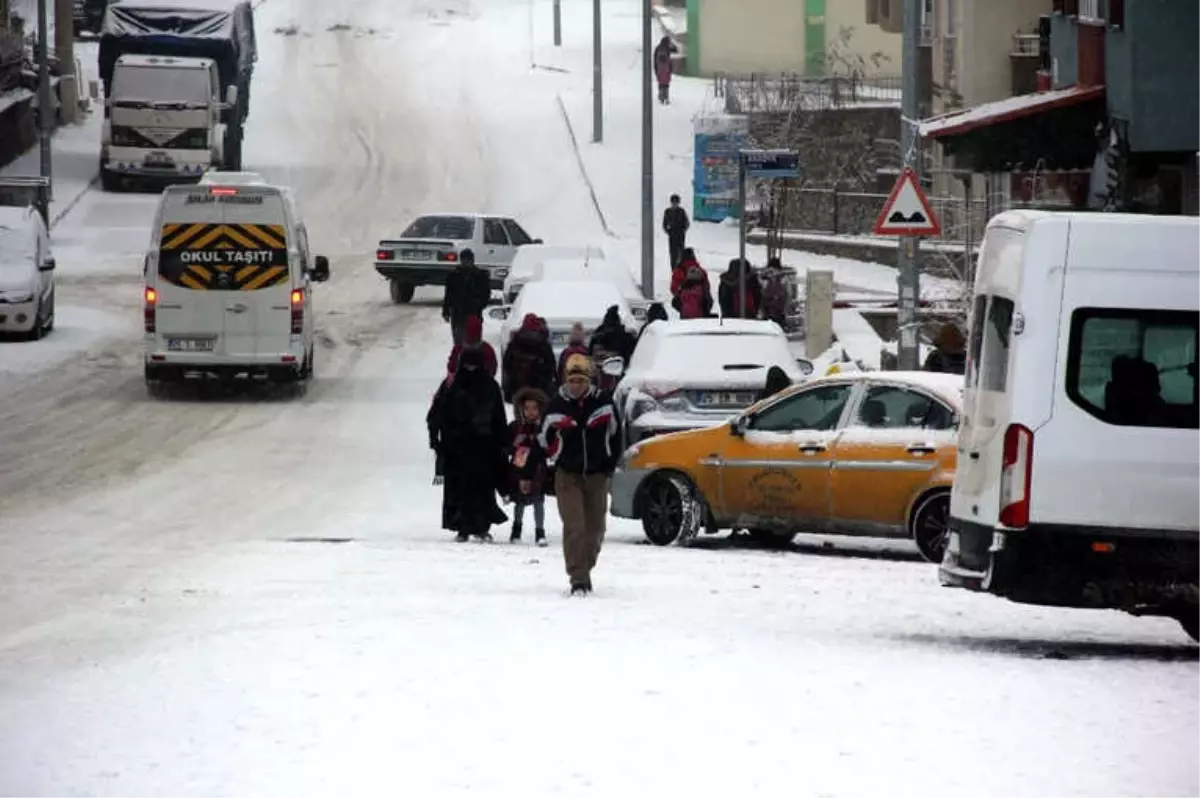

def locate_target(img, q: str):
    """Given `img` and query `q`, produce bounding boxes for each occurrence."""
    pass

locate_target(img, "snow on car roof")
[804,370,965,407]
[629,322,801,382]
[648,317,782,337]
[514,279,627,322]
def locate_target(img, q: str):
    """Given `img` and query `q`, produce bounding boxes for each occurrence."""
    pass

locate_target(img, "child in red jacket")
[506,387,550,545]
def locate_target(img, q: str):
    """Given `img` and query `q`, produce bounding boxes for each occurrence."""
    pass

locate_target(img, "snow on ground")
[0,1,1195,795]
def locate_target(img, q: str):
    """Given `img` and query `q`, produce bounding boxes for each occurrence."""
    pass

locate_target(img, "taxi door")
[828,382,958,527]
[716,381,858,524]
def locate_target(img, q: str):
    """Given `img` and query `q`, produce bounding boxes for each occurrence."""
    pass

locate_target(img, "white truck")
[100,54,237,190]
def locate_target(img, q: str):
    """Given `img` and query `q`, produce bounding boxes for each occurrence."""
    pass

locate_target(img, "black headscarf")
[453,346,490,393]
[758,365,792,401]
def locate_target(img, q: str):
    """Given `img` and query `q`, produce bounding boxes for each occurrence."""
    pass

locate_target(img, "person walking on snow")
[447,314,497,377]
[653,35,679,105]
[442,248,492,345]
[718,258,762,319]
[673,264,714,320]
[431,346,509,542]
[506,387,551,546]
[760,256,790,331]
[557,322,591,383]
[662,194,690,269]
[589,305,636,364]
[670,247,703,298]
[502,312,557,404]
[540,354,622,595]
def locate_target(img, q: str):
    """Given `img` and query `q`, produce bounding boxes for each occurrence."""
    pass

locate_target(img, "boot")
[535,528,546,547]
[510,522,522,543]
[455,532,470,543]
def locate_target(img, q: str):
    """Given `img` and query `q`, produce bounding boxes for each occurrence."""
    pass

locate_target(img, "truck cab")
[100,54,236,190]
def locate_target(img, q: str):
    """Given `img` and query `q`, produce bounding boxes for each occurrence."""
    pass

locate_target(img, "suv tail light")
[999,423,1033,528]
[144,286,157,333]
[438,251,458,262]
[290,288,304,334]
[376,249,393,261]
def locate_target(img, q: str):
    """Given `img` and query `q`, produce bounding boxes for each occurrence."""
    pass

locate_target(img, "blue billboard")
[693,129,748,222]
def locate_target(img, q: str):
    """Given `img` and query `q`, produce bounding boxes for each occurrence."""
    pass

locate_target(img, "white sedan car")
[614,318,813,447]
[503,244,646,317]
[489,278,639,361]
[0,205,56,339]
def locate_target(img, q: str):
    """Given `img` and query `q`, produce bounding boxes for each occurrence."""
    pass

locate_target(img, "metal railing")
[1011,32,1040,56]
[714,72,903,115]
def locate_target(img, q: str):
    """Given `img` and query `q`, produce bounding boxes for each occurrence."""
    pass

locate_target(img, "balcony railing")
[1011,33,1040,56]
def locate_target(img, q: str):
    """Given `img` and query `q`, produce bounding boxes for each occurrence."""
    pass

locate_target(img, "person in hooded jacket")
[718,258,762,319]
[759,256,790,331]
[442,249,492,344]
[447,315,498,378]
[924,322,967,374]
[433,346,509,542]
[589,305,636,363]
[757,365,792,402]
[669,247,704,298]
[557,322,591,383]
[673,264,715,320]
[636,302,669,343]
[502,313,558,403]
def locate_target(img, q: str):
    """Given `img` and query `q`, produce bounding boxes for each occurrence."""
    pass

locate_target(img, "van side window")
[1066,309,1199,429]
[980,297,1014,392]
[966,295,987,388]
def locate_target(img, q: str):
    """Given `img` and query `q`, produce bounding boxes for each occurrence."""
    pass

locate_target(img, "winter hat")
[568,321,586,342]
[520,312,540,332]
[459,248,475,264]
[513,386,549,408]
[465,315,483,342]
[564,353,593,378]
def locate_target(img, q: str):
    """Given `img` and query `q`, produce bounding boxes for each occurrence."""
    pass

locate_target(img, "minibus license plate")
[167,338,214,352]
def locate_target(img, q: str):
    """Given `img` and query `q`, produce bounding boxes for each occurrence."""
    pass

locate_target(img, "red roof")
[919,85,1106,140]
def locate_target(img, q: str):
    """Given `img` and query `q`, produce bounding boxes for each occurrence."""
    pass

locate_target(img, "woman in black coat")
[432,346,510,542]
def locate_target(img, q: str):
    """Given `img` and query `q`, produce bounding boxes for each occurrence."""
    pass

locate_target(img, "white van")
[941,210,1199,640]
[143,175,330,391]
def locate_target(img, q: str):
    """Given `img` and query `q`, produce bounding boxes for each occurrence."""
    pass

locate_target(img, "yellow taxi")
[609,371,964,562]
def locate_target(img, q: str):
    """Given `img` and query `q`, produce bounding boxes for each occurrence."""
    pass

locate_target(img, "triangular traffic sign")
[873,166,941,236]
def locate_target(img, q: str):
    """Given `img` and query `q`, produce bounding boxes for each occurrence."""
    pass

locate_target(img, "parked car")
[488,279,637,360]
[375,213,541,304]
[503,244,606,303]
[609,370,964,561]
[614,318,812,447]
[504,244,647,317]
[0,206,56,340]
[941,209,1199,641]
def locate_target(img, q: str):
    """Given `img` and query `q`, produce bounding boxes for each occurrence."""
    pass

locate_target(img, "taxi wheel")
[641,474,692,546]
[912,492,951,563]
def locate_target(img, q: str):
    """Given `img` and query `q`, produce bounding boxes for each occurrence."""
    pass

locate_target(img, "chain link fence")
[714,72,902,115]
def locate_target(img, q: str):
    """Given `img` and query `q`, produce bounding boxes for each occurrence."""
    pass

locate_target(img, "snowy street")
[0,0,1196,794]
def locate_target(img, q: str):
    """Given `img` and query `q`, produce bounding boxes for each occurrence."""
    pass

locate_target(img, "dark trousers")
[667,233,685,268]
[658,82,670,103]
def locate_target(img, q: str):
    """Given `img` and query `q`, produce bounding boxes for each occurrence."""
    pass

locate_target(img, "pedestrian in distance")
[662,194,689,269]
[924,322,967,375]
[653,35,678,105]
[718,258,762,319]
[557,322,590,383]
[636,302,669,344]
[502,312,558,406]
[506,387,551,546]
[760,256,790,332]
[540,354,623,596]
[589,305,636,364]
[669,247,703,298]
[446,314,497,378]
[432,346,510,543]
[442,248,492,345]
[673,264,714,320]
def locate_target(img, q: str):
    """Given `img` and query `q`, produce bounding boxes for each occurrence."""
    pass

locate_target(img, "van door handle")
[968,452,980,460]
[798,443,826,454]
[226,303,248,313]
[906,444,936,455]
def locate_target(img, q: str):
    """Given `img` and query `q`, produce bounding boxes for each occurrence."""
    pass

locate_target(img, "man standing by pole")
[639,0,653,300]
[896,0,922,370]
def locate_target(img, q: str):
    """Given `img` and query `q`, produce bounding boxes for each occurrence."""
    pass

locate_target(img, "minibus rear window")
[966,295,987,388]
[1066,309,1199,429]
[980,297,1014,392]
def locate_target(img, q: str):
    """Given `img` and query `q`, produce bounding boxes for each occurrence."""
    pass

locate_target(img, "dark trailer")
[98,0,257,126]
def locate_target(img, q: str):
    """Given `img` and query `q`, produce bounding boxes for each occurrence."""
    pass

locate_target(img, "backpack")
[762,273,788,319]
[679,283,706,319]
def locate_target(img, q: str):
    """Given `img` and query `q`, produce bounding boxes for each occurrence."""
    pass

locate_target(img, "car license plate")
[145,151,173,166]
[166,337,214,352]
[698,391,753,406]
[402,250,431,260]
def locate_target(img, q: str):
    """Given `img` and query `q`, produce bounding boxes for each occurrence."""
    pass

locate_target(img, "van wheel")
[640,473,701,546]
[389,279,414,304]
[100,169,121,192]
[912,491,951,563]
[748,528,797,547]
[1173,606,1199,642]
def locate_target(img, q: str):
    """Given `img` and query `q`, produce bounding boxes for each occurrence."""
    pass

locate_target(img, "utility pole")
[36,0,51,194]
[591,0,602,142]
[639,0,653,298]
[553,0,561,46]
[54,0,75,123]
[896,0,922,370]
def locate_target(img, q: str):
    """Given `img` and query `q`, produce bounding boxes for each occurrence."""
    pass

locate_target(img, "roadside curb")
[554,92,615,238]
[50,172,99,230]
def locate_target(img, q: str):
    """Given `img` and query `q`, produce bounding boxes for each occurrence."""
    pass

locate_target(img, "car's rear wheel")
[912,491,951,563]
[389,279,415,304]
[640,473,699,546]
[748,528,797,547]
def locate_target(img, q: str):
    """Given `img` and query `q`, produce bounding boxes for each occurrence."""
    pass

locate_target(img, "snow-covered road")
[0,0,1196,795]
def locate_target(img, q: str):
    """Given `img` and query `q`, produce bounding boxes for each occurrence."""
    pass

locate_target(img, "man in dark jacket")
[636,302,669,343]
[540,353,622,595]
[718,258,762,319]
[442,249,492,344]
[589,305,636,363]
[502,312,558,403]
[662,194,689,268]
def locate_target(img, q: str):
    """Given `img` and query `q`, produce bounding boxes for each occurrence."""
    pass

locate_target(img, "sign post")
[737,148,799,318]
